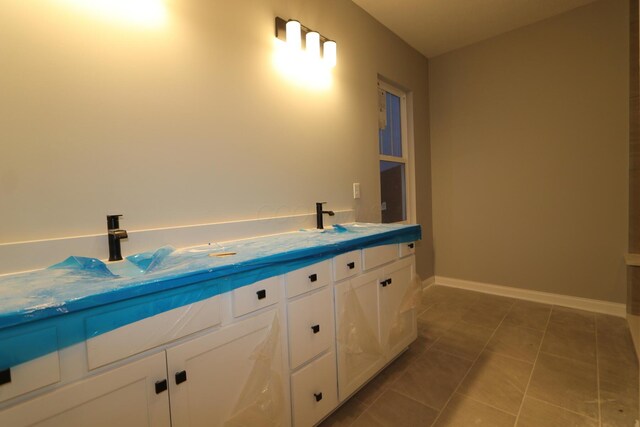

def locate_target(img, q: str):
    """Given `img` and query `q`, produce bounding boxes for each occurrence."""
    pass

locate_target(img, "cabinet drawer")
[290,351,338,427]
[399,241,416,258]
[287,287,334,369]
[232,276,282,318]
[285,260,331,299]
[332,250,361,282]
[86,295,221,370]
[0,328,60,403]
[362,244,398,270]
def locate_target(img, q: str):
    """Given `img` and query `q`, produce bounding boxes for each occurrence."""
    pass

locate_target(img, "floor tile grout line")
[348,335,443,426]
[525,394,601,421]
[513,302,553,426]
[456,390,521,417]
[595,316,602,427]
[428,304,513,426]
[535,349,598,366]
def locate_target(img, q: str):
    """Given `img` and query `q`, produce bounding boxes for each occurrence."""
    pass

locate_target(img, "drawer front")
[332,250,361,282]
[0,328,60,403]
[290,351,338,427]
[285,260,331,299]
[86,295,221,370]
[362,244,398,271]
[287,287,334,369]
[399,241,416,258]
[232,276,282,318]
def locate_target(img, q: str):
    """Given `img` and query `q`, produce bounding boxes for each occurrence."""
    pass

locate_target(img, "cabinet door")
[0,352,170,427]
[380,257,417,360]
[167,309,287,427]
[334,271,385,401]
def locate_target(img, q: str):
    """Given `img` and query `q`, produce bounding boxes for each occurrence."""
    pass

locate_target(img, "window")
[378,81,412,223]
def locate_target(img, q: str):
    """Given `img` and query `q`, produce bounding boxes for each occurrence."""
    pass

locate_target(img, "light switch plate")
[353,183,360,199]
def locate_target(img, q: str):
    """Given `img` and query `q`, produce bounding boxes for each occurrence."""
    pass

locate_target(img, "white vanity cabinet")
[335,251,417,402]
[0,306,288,427]
[0,351,171,427]
[0,238,418,427]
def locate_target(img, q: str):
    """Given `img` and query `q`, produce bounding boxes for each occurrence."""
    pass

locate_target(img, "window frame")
[377,80,415,225]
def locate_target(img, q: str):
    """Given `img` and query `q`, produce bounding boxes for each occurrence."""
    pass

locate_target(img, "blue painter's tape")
[0,223,421,369]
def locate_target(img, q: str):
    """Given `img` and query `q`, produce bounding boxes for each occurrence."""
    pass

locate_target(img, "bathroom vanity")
[0,223,420,426]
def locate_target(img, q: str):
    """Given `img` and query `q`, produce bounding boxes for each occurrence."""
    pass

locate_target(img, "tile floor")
[320,285,639,427]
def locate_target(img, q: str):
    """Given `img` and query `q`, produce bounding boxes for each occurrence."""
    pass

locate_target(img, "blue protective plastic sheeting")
[0,223,421,369]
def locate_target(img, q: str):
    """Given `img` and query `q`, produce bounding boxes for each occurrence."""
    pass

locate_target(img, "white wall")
[430,0,628,303]
[0,0,433,277]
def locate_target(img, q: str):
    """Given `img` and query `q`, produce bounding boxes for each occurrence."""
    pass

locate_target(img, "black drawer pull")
[311,324,320,334]
[408,243,414,249]
[380,278,392,287]
[0,368,11,386]
[256,289,266,300]
[175,370,187,385]
[347,262,355,269]
[308,273,318,282]
[314,392,323,402]
[155,379,168,394]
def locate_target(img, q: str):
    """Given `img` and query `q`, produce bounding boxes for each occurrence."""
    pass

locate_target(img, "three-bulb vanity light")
[275,17,337,68]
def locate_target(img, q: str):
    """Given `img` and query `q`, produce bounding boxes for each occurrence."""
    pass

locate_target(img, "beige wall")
[430,0,628,302]
[0,0,434,278]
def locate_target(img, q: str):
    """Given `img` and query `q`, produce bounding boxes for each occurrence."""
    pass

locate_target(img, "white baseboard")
[422,276,435,290]
[0,210,354,276]
[433,275,626,318]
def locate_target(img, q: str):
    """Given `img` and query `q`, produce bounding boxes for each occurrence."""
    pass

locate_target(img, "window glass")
[380,160,406,223]
[379,92,402,157]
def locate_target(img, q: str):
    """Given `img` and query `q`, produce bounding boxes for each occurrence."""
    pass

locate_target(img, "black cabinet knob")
[311,324,320,334]
[175,370,187,385]
[408,243,414,249]
[347,262,355,269]
[256,289,267,300]
[314,392,323,402]
[380,278,392,287]
[155,379,168,394]
[0,368,11,386]
[308,273,318,282]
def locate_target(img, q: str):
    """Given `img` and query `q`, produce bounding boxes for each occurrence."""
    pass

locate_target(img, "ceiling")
[352,0,599,57]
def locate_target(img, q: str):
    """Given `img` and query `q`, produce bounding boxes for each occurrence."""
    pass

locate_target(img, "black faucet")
[107,214,128,261]
[316,202,335,230]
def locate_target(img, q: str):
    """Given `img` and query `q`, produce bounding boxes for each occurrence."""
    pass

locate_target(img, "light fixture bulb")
[323,40,337,68]
[306,31,320,61]
[286,20,301,51]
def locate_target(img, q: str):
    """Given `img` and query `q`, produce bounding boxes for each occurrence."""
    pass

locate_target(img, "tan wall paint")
[430,0,628,302]
[0,0,433,278]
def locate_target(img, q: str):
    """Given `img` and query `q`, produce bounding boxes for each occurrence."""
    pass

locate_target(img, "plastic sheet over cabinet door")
[379,257,417,359]
[0,352,170,427]
[334,271,385,402]
[166,309,286,427]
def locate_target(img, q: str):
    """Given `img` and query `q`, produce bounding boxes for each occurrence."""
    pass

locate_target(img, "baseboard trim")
[434,276,626,318]
[422,276,435,290]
